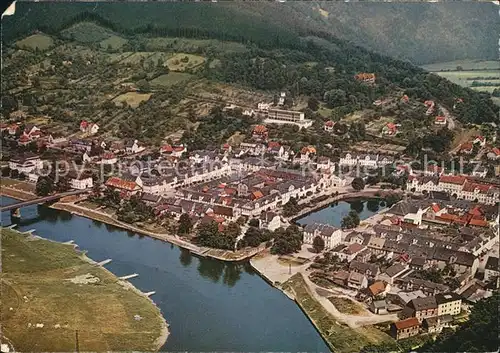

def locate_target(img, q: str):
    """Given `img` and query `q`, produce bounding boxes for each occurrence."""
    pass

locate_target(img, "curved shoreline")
[2,227,169,351]
[0,185,263,262]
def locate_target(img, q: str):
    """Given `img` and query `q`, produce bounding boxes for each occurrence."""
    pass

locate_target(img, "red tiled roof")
[173,146,185,152]
[102,152,115,159]
[80,120,88,128]
[463,182,492,193]
[435,116,446,121]
[469,218,489,227]
[253,125,268,133]
[355,73,375,80]
[492,148,500,156]
[345,243,364,255]
[368,281,386,296]
[325,120,335,127]
[439,175,466,185]
[252,190,264,199]
[475,135,485,142]
[431,204,440,213]
[19,135,30,142]
[105,177,140,191]
[387,122,396,130]
[222,143,230,150]
[394,318,420,330]
[459,142,473,151]
[268,141,280,148]
[161,144,173,153]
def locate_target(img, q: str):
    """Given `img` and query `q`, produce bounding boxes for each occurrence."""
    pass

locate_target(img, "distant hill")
[2,2,498,65]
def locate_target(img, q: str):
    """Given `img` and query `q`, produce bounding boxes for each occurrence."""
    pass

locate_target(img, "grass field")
[166,53,206,72]
[281,273,394,352]
[421,60,500,72]
[144,37,247,54]
[113,92,152,108]
[60,22,113,43]
[0,228,166,352]
[328,297,368,316]
[150,72,193,87]
[120,52,156,65]
[421,60,500,95]
[15,34,54,51]
[99,35,128,50]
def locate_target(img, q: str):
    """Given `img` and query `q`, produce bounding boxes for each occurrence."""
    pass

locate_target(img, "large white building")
[339,153,393,168]
[258,104,313,129]
[9,153,44,174]
[303,223,342,249]
[407,175,499,205]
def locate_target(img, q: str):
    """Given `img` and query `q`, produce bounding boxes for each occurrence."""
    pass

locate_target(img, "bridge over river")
[0,189,89,213]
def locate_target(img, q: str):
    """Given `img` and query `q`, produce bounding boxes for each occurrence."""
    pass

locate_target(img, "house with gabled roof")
[303,223,342,249]
[391,318,420,340]
[324,120,335,132]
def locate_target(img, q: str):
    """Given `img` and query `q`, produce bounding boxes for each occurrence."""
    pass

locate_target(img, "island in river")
[0,227,168,352]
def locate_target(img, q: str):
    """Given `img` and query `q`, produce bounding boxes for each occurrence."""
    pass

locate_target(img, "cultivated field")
[421,60,500,72]
[100,35,128,50]
[0,228,166,352]
[166,53,206,72]
[150,72,193,87]
[421,60,500,95]
[328,297,369,316]
[113,92,152,108]
[15,34,54,51]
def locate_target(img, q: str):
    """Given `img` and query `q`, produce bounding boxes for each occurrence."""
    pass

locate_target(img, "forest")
[3,2,498,65]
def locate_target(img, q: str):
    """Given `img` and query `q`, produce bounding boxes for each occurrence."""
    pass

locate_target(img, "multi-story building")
[391,318,420,340]
[404,296,438,323]
[435,292,462,317]
[407,175,499,205]
[303,223,342,249]
[9,153,43,174]
[484,256,499,283]
[258,105,313,128]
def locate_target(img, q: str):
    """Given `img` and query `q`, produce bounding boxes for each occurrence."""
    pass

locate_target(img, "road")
[0,189,90,212]
[439,104,456,130]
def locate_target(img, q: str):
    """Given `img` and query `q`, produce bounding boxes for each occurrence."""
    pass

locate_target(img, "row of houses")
[407,174,499,205]
[339,153,394,168]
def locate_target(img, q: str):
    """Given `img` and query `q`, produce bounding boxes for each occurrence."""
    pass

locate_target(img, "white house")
[324,121,335,132]
[9,154,43,174]
[126,139,145,154]
[331,243,366,262]
[142,176,178,195]
[259,211,286,231]
[80,121,99,135]
[303,223,343,250]
[473,136,486,148]
[69,171,94,190]
[100,152,117,165]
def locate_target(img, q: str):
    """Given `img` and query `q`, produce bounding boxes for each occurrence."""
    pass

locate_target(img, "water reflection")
[348,200,365,214]
[179,248,193,267]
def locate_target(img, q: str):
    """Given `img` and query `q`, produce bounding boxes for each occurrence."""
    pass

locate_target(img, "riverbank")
[250,253,396,352]
[1,227,169,351]
[290,188,399,222]
[0,181,263,262]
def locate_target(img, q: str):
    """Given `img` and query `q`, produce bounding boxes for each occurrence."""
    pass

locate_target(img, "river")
[297,199,385,227]
[0,196,329,352]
